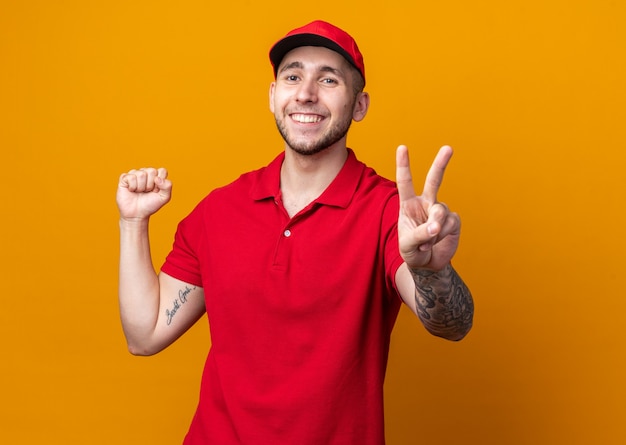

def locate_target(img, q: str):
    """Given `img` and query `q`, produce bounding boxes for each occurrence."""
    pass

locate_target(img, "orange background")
[1,1,624,444]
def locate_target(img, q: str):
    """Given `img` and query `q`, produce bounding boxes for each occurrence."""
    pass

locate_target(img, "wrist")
[119,216,150,231]
[409,262,451,274]
[409,263,452,283]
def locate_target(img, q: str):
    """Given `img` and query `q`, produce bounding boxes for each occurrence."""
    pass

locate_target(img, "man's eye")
[321,78,337,84]
[286,75,299,81]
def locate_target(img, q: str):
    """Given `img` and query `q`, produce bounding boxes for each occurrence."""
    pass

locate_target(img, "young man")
[117,20,473,445]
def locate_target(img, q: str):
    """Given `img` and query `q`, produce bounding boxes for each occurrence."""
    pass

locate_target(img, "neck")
[280,145,348,217]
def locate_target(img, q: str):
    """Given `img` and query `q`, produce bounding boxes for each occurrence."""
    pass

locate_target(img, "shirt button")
[283,229,292,237]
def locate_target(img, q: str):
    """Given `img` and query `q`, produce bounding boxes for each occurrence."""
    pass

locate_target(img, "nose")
[295,78,318,103]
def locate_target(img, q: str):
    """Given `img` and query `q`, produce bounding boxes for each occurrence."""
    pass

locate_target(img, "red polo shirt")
[162,149,405,445]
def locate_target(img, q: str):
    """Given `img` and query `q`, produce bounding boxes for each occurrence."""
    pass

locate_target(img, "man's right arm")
[117,168,205,356]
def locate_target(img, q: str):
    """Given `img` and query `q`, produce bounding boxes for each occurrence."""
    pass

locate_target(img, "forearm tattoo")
[410,265,474,340]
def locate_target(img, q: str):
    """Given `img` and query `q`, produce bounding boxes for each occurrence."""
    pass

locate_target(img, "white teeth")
[292,114,322,123]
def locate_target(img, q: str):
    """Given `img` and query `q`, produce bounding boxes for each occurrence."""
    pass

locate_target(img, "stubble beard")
[275,113,354,156]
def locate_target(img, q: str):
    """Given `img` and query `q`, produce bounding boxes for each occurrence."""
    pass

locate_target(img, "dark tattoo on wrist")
[410,264,474,340]
[165,286,197,326]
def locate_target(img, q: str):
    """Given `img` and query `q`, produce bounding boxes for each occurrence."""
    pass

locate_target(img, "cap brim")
[269,33,360,77]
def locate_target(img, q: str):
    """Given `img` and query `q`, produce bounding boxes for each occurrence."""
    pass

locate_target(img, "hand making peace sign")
[396,145,461,272]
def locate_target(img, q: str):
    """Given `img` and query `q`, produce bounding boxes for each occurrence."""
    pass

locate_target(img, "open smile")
[290,113,324,124]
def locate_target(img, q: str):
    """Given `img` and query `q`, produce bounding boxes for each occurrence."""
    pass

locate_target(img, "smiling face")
[270,46,369,156]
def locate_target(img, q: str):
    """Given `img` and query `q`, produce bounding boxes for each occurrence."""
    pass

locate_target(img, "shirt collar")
[250,148,365,209]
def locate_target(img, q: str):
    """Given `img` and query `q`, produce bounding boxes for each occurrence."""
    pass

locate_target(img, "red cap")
[269,20,365,83]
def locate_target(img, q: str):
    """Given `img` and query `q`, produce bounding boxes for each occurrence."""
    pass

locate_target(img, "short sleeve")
[381,193,405,297]
[161,204,205,288]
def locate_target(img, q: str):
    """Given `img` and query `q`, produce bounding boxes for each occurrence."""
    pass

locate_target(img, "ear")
[269,82,276,113]
[352,91,370,122]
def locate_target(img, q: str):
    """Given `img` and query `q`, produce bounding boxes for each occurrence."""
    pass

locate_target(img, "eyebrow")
[278,61,346,79]
[278,61,304,73]
[319,65,343,77]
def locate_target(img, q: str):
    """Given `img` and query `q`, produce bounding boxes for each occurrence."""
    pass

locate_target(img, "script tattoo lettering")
[166,286,197,326]
[411,265,474,340]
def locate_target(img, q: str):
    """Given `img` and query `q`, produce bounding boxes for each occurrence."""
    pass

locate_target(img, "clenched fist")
[117,168,172,221]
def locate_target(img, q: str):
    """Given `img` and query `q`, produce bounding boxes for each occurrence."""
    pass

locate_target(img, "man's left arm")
[394,145,474,341]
